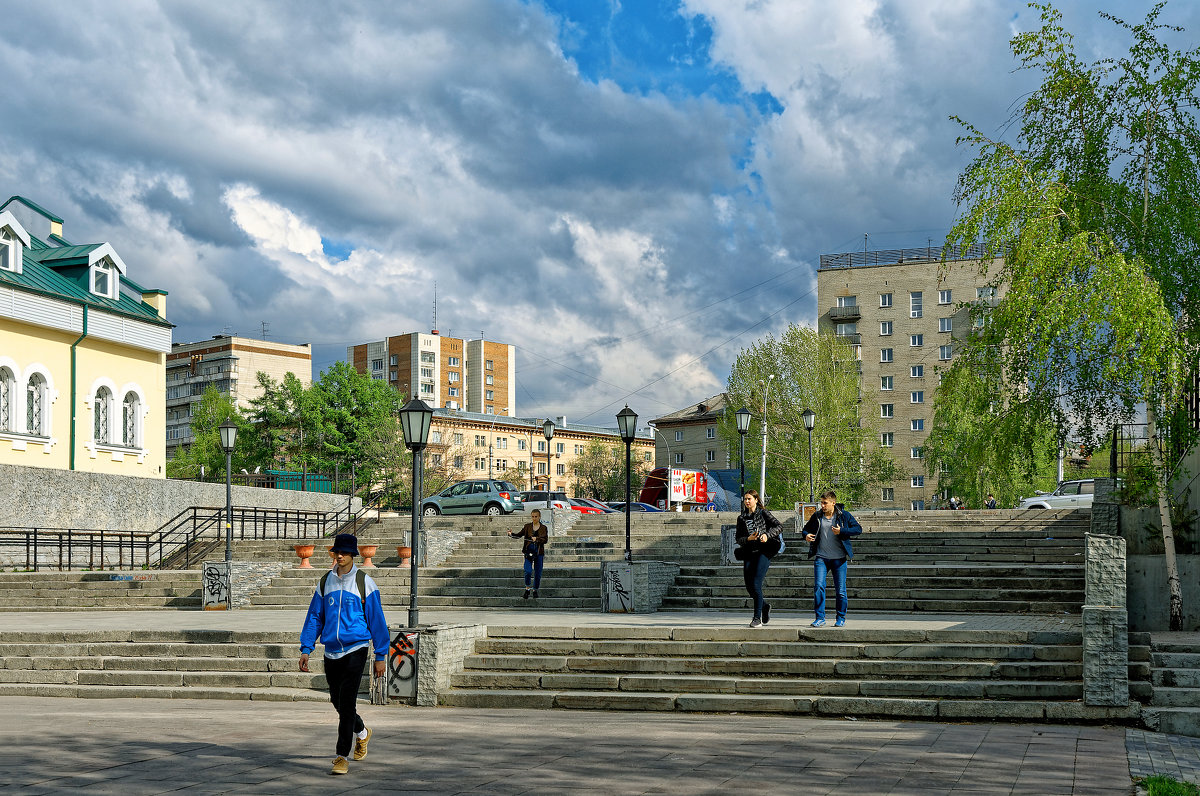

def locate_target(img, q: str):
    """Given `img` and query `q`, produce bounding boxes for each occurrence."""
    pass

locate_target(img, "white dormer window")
[91,259,118,299]
[0,228,21,274]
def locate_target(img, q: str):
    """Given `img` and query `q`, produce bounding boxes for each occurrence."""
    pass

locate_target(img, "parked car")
[1016,479,1097,510]
[421,479,523,516]
[520,490,571,511]
[606,501,664,512]
[574,497,617,513]
[567,498,607,515]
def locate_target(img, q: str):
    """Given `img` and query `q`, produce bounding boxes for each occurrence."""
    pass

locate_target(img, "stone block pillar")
[1082,533,1129,706]
[601,560,680,613]
[203,560,286,609]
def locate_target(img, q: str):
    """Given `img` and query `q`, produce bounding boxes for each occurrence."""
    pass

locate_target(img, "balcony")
[829,305,862,322]
[835,332,862,345]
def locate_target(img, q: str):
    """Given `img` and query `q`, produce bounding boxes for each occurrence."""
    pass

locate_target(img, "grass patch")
[1146,775,1200,796]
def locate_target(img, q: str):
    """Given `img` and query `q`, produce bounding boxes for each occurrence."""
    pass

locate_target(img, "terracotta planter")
[293,544,315,569]
[359,544,378,568]
[397,545,412,567]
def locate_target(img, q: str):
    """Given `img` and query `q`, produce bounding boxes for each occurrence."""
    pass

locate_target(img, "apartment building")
[165,336,312,457]
[347,331,515,416]
[816,244,1002,509]
[649,393,731,471]
[427,409,653,493]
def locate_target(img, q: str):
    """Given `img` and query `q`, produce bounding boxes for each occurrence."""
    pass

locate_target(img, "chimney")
[556,416,566,428]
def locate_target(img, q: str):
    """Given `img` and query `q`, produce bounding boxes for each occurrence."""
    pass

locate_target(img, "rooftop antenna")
[431,282,437,334]
[261,321,269,340]
[863,233,869,253]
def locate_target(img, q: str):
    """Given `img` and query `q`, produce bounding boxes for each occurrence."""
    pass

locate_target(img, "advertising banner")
[669,469,709,503]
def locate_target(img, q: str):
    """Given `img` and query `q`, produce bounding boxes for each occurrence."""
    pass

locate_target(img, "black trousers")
[324,647,368,757]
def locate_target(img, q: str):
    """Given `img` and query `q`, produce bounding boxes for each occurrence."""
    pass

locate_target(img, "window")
[880,321,892,336]
[575,444,583,455]
[706,427,715,439]
[911,419,924,431]
[94,387,112,443]
[910,334,923,347]
[474,435,486,447]
[447,356,460,367]
[517,439,526,451]
[448,371,459,382]
[644,452,652,462]
[911,365,924,378]
[880,348,893,363]
[496,438,507,449]
[537,462,546,475]
[420,367,434,378]
[675,431,683,442]
[485,375,494,386]
[516,461,526,471]
[673,452,683,465]
[389,354,398,366]
[0,367,14,431]
[536,440,545,452]
[430,431,442,444]
[486,390,494,400]
[556,442,564,454]
[371,359,383,371]
[454,455,464,468]
[977,287,997,299]
[454,433,464,444]
[911,475,924,487]
[448,387,459,397]
[837,295,857,307]
[974,314,986,329]
[882,487,894,502]
[880,404,894,418]
[880,432,894,447]
[25,373,46,435]
[431,453,443,467]
[420,383,433,395]
[911,391,924,403]
[880,293,892,308]
[0,228,21,274]
[485,359,494,370]
[939,289,952,304]
[880,376,893,391]
[939,317,953,333]
[390,371,397,381]
[706,450,715,463]
[835,322,857,336]
[556,463,565,476]
[911,447,923,459]
[939,345,953,361]
[91,260,117,298]
[912,500,925,511]
[420,352,435,364]
[910,292,923,318]
[475,457,486,470]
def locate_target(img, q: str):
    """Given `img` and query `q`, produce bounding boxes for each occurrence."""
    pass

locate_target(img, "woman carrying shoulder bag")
[735,490,783,628]
[508,509,548,599]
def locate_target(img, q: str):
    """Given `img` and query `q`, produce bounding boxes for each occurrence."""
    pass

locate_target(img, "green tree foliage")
[942,1,1200,627]
[570,440,647,501]
[722,324,899,509]
[164,386,254,480]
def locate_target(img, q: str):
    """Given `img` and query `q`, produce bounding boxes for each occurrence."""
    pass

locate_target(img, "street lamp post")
[616,405,638,563]
[487,407,508,479]
[218,420,238,562]
[542,419,554,490]
[400,398,433,628]
[648,424,671,511]
[759,374,775,504]
[735,407,751,497]
[802,408,816,504]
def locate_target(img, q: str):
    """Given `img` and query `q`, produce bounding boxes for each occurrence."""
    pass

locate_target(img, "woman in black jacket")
[735,490,783,627]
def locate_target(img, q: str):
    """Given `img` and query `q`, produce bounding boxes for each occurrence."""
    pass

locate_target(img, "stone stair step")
[1149,687,1200,708]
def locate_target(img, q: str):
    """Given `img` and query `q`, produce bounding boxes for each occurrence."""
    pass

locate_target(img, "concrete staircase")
[441,623,1142,724]
[0,571,202,611]
[0,629,363,701]
[1141,636,1200,737]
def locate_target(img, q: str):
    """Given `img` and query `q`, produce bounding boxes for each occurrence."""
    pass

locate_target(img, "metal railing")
[819,242,989,270]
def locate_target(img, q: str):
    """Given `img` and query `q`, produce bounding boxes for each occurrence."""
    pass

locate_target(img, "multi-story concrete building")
[165,336,312,457]
[649,393,732,471]
[427,409,653,494]
[0,195,171,477]
[817,244,1001,509]
[347,331,515,417]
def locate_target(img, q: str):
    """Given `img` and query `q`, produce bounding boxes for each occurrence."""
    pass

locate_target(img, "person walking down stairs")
[298,534,390,775]
[508,509,549,599]
[735,490,783,628]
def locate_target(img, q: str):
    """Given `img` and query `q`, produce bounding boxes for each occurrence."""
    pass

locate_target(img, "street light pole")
[617,406,638,563]
[735,407,751,497]
[218,420,238,562]
[542,419,554,490]
[399,398,434,628]
[759,374,775,503]
[802,408,816,504]
[649,424,671,511]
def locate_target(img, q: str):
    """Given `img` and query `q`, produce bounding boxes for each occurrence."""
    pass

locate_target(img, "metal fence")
[819,242,990,270]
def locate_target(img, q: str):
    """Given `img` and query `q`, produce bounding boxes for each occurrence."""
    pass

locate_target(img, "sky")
[2,0,1195,426]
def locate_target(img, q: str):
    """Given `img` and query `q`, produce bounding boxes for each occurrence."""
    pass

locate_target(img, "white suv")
[1017,479,1096,510]
[519,490,570,512]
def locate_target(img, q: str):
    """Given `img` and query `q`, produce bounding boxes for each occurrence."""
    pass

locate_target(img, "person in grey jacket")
[802,490,863,627]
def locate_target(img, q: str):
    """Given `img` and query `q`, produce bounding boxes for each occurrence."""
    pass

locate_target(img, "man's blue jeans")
[523,554,544,590]
[813,556,848,622]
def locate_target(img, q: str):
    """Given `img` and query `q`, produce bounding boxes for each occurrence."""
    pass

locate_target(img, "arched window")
[122,391,140,447]
[0,367,13,431]
[94,386,112,443]
[25,373,45,435]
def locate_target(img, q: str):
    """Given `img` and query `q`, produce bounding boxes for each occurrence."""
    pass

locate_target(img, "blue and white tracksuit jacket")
[299,566,390,661]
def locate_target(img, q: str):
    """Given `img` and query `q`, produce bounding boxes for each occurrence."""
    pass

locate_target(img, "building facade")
[649,393,732,471]
[816,244,1002,509]
[348,331,515,416]
[426,409,653,494]
[165,336,313,457]
[0,196,171,477]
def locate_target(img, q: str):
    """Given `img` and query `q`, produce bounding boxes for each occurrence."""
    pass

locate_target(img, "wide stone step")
[1153,670,1200,688]
[658,597,1080,613]
[665,587,1083,601]
[1142,707,1200,737]
[0,682,330,702]
[1152,652,1200,668]
[1150,687,1200,708]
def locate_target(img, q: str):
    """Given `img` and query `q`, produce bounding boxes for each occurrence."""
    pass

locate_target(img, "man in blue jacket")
[299,534,390,775]
[802,490,863,628]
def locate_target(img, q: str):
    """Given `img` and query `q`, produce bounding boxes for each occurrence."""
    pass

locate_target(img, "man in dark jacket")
[802,490,863,627]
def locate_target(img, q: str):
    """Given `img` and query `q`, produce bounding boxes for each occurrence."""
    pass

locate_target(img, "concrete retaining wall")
[415,623,488,707]
[1127,554,1200,631]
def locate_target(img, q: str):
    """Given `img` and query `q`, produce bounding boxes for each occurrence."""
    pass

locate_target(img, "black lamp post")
[218,419,238,562]
[616,405,638,563]
[735,407,751,497]
[802,408,816,504]
[400,398,433,628]
[542,419,554,489]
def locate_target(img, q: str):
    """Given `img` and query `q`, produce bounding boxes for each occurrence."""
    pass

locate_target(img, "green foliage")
[723,324,899,509]
[1144,774,1200,796]
[164,386,254,480]
[570,440,647,501]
